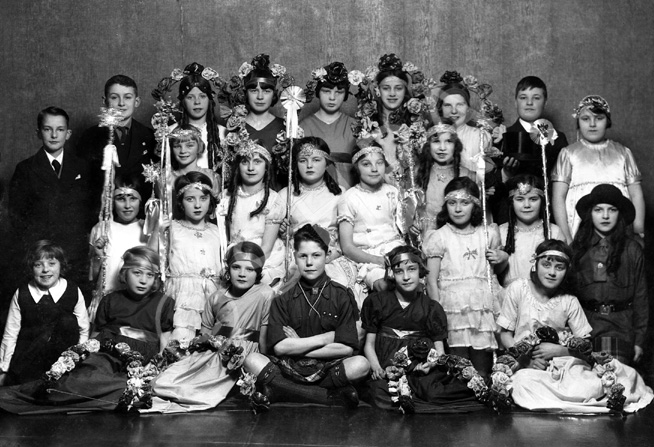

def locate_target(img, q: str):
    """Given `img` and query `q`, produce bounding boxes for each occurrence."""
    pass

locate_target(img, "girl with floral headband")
[216,140,286,287]
[423,176,506,377]
[159,172,223,341]
[337,143,404,309]
[278,137,351,287]
[498,239,653,414]
[498,174,564,286]
[361,245,481,413]
[301,61,357,189]
[552,95,645,242]
[145,242,274,413]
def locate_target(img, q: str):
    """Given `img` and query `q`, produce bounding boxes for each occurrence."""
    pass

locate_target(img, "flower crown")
[152,62,224,103]
[572,95,610,118]
[304,61,357,103]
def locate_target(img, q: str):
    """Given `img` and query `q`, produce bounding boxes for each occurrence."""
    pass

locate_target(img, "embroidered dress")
[337,183,404,308]
[498,221,564,286]
[278,183,350,287]
[145,283,274,413]
[423,223,502,349]
[300,114,357,189]
[89,220,148,294]
[217,188,285,286]
[497,279,653,413]
[551,139,641,237]
[361,290,481,412]
[166,220,223,340]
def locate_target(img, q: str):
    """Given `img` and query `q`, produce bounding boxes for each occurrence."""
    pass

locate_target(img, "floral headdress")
[169,124,202,141]
[304,61,353,103]
[176,181,214,198]
[425,123,457,139]
[235,139,272,164]
[508,182,544,198]
[297,142,332,162]
[572,95,610,118]
[443,189,481,207]
[152,62,224,104]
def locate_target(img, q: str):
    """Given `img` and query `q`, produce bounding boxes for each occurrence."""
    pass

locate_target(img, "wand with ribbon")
[474,123,494,295]
[530,119,558,239]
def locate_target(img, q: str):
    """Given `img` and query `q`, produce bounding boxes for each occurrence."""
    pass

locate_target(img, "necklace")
[300,182,326,193]
[515,221,543,233]
[176,220,209,238]
[238,185,264,198]
[300,280,329,317]
[431,164,453,183]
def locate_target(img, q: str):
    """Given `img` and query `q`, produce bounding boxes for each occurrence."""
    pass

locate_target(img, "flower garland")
[236,371,271,414]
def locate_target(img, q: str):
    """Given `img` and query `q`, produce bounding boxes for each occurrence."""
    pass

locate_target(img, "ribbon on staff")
[281,86,306,139]
[530,119,558,239]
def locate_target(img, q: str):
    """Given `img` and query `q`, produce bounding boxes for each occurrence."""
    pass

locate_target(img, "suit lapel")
[31,149,59,184]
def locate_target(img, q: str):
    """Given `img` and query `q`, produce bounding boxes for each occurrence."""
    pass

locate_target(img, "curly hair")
[384,245,429,286]
[530,239,574,295]
[174,171,217,220]
[436,177,483,229]
[416,130,463,190]
[290,137,341,196]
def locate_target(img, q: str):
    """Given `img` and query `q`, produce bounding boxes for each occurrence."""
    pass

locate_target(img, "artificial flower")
[348,70,365,86]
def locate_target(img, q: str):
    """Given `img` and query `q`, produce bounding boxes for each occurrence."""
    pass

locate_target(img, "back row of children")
[1,54,649,412]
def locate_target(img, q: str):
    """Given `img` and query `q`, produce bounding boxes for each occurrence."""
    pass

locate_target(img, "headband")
[245,76,277,87]
[426,123,457,139]
[230,251,265,270]
[122,257,160,275]
[176,181,212,198]
[170,126,202,140]
[236,141,272,163]
[572,95,610,118]
[352,146,384,164]
[508,182,544,198]
[114,187,142,201]
[535,250,570,263]
[298,143,332,162]
[443,190,481,206]
[388,252,423,269]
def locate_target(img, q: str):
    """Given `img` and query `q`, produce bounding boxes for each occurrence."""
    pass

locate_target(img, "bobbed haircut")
[245,80,279,108]
[119,246,162,292]
[530,239,574,294]
[26,240,69,276]
[224,241,265,284]
[384,245,429,285]
[174,171,217,218]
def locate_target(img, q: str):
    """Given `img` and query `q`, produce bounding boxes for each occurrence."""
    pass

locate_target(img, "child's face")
[104,84,140,123]
[378,76,406,112]
[445,189,474,229]
[114,193,140,224]
[247,83,274,114]
[181,188,211,225]
[229,260,257,294]
[441,94,469,128]
[318,86,346,115]
[294,240,327,282]
[535,257,567,292]
[298,153,327,186]
[173,139,200,169]
[515,87,546,123]
[429,133,455,166]
[183,87,210,121]
[32,256,61,291]
[591,203,619,236]
[239,154,266,187]
[357,152,386,188]
[124,267,156,298]
[37,114,71,155]
[392,260,421,294]
[512,191,542,226]
[578,109,608,143]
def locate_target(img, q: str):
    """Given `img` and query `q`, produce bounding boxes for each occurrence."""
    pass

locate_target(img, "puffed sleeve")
[565,296,593,338]
[422,228,445,259]
[360,292,382,333]
[550,146,572,183]
[623,147,642,185]
[497,280,521,331]
[426,300,448,342]
[336,190,356,226]
[265,192,285,225]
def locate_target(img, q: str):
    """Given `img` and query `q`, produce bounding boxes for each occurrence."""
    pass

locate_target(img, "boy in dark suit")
[76,75,156,211]
[9,107,93,295]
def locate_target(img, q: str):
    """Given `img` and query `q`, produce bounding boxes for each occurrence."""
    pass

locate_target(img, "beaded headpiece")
[170,125,202,141]
[534,250,570,264]
[297,143,332,162]
[176,181,212,198]
[114,187,142,201]
[236,140,272,163]
[426,123,457,139]
[443,189,481,206]
[352,146,384,164]
[387,252,424,269]
[509,182,544,198]
[572,95,610,118]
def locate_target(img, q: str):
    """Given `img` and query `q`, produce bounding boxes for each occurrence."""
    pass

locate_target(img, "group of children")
[0,54,652,416]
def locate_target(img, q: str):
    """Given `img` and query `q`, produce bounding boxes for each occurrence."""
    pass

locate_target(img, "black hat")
[575,184,635,225]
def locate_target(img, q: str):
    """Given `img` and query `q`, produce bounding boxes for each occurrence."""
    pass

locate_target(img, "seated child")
[242,224,369,410]
[498,240,652,414]
[362,245,481,413]
[0,241,90,385]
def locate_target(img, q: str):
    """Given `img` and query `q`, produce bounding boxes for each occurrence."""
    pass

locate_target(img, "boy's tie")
[52,159,61,178]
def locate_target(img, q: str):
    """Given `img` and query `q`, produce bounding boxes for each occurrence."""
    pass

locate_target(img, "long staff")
[531,119,558,239]
[475,129,493,296]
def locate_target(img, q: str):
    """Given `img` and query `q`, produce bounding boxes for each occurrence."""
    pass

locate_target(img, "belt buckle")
[598,304,611,316]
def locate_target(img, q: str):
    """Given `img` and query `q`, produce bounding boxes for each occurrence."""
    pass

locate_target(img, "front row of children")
[0,204,652,414]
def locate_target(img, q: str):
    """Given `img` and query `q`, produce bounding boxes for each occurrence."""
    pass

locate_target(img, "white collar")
[28,278,68,302]
[519,118,535,132]
[44,150,64,164]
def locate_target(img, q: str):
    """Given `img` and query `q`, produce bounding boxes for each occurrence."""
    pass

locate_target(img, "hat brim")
[575,186,635,225]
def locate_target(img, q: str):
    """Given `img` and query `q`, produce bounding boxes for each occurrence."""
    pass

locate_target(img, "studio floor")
[1,403,653,447]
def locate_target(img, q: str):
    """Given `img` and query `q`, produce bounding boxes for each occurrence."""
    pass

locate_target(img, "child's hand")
[634,345,644,363]
[278,218,289,240]
[528,358,548,370]
[485,186,496,197]
[283,326,300,339]
[370,364,386,380]
[413,362,432,375]
[160,216,171,230]
[532,342,566,360]
[409,224,422,237]
[93,236,109,253]
[486,248,508,266]
[501,156,520,179]
[0,372,7,386]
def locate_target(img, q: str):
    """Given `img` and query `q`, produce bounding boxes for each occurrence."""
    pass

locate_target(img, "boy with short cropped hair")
[76,75,156,209]
[242,224,369,410]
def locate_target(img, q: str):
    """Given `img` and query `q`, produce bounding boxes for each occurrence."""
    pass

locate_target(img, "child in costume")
[300,61,357,188]
[88,174,149,320]
[423,177,506,377]
[362,245,481,413]
[337,144,404,308]
[278,137,350,287]
[498,174,564,286]
[571,184,648,365]
[552,95,645,242]
[498,240,652,413]
[242,224,369,410]
[0,246,174,414]
[163,172,223,340]
[415,123,474,237]
[217,140,285,286]
[146,242,274,413]
[0,241,90,385]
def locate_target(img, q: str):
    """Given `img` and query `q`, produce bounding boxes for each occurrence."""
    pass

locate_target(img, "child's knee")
[243,352,270,376]
[344,355,370,381]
